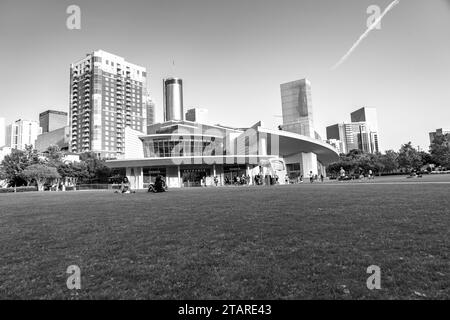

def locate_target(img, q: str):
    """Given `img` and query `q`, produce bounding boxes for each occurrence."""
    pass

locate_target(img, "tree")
[57,161,89,187]
[79,152,111,183]
[379,150,399,173]
[419,151,432,166]
[23,145,41,165]
[1,146,42,187]
[0,167,6,181]
[22,164,60,191]
[1,149,30,187]
[429,134,450,168]
[398,142,422,171]
[45,145,64,167]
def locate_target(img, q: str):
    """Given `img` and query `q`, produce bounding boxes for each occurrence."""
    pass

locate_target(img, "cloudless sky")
[1,0,449,151]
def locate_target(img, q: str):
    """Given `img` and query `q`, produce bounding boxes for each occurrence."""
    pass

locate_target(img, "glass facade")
[143,136,223,158]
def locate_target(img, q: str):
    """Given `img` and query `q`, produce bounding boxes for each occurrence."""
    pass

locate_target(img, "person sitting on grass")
[118,177,135,194]
[148,175,166,193]
[339,167,346,182]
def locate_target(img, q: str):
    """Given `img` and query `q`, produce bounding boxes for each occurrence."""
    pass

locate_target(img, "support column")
[178,166,181,188]
[137,167,144,189]
[301,153,318,178]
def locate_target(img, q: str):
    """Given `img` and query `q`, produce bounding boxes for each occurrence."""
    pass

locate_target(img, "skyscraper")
[185,108,208,124]
[39,110,68,133]
[280,79,314,138]
[6,119,42,150]
[163,78,184,122]
[145,95,156,130]
[69,50,148,158]
[351,107,380,153]
[327,107,380,154]
[351,107,379,132]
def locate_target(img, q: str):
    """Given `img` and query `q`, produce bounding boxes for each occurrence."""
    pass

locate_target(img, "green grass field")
[0,175,449,299]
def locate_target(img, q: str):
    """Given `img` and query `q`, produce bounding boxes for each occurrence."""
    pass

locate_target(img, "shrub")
[0,186,38,193]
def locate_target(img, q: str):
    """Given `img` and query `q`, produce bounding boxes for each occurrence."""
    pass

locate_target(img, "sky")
[0,0,449,151]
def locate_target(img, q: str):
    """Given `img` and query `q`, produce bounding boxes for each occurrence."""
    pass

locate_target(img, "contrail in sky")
[331,0,401,70]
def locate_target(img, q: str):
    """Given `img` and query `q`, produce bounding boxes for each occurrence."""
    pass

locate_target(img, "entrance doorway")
[181,168,211,187]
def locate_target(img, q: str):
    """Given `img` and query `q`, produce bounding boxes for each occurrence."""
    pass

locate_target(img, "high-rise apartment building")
[429,128,450,144]
[5,119,42,150]
[280,79,315,138]
[69,50,148,158]
[185,108,208,124]
[39,110,68,133]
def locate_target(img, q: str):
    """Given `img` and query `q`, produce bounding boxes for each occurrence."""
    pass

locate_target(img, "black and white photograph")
[0,0,449,311]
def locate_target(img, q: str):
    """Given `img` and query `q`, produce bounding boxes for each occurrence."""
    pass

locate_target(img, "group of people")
[253,174,280,186]
[223,174,283,186]
[224,174,252,186]
[338,167,375,181]
[307,171,325,183]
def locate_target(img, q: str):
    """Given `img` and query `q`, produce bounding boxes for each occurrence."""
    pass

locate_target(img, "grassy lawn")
[0,176,448,299]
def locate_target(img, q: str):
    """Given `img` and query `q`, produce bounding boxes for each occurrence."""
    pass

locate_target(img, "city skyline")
[1,0,449,151]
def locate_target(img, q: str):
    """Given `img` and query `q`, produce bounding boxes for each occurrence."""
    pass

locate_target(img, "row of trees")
[327,135,450,176]
[0,145,117,190]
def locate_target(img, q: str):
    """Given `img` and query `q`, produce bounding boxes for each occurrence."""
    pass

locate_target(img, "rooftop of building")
[39,110,68,116]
